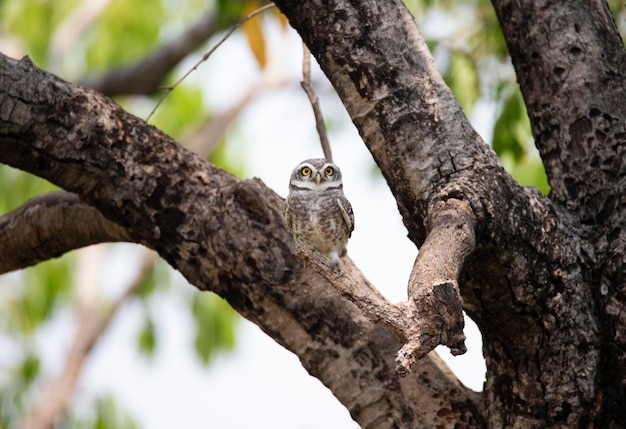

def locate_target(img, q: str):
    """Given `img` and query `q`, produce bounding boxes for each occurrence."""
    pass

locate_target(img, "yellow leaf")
[273,7,290,30]
[242,2,266,69]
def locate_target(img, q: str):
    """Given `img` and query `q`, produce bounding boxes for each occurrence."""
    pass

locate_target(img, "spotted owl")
[284,158,354,273]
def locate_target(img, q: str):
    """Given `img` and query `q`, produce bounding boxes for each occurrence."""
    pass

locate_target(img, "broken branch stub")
[296,198,477,376]
[402,198,477,371]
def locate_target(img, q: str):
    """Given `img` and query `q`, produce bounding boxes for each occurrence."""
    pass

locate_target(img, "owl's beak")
[315,173,321,186]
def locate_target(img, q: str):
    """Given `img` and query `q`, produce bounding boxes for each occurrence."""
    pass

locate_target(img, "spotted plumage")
[284,158,354,273]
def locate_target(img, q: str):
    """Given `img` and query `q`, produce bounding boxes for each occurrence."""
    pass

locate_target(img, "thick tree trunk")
[491,1,626,426]
[1,0,625,427]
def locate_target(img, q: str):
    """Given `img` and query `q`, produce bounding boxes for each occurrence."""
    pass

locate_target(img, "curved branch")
[0,192,133,274]
[400,198,477,373]
[77,9,222,96]
[0,53,483,428]
[300,43,333,161]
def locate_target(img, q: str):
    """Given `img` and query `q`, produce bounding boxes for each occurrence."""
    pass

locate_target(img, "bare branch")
[78,9,221,97]
[399,198,477,374]
[0,63,283,276]
[146,3,276,121]
[296,248,405,325]
[297,198,477,377]
[300,43,332,161]
[0,192,133,275]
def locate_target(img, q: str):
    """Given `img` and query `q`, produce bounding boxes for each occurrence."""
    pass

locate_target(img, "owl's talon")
[329,257,344,277]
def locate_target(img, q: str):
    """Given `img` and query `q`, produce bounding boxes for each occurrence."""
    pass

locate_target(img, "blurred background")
[1,0,624,427]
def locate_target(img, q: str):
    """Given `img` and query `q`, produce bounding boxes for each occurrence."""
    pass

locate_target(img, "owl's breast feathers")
[284,188,353,257]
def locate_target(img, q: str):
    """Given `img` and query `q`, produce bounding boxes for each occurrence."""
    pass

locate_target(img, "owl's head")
[289,158,343,191]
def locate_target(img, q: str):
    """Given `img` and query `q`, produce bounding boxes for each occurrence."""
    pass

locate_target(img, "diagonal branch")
[0,192,133,275]
[78,9,223,96]
[299,198,476,376]
[300,43,333,161]
[0,53,483,427]
[400,198,477,373]
[0,67,278,276]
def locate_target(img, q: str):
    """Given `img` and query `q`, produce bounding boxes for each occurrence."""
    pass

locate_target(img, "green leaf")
[1,0,79,67]
[137,314,157,358]
[20,258,73,333]
[509,154,550,195]
[149,83,205,139]
[444,50,479,114]
[0,166,59,215]
[19,353,40,386]
[94,396,138,429]
[492,88,531,163]
[135,265,158,300]
[191,292,237,365]
[85,0,164,71]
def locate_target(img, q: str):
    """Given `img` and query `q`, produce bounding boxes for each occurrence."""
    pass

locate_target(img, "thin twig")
[300,43,333,162]
[146,3,276,122]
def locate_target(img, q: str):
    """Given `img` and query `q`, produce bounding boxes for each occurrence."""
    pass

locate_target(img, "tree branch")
[0,192,133,274]
[400,198,477,373]
[0,68,280,276]
[297,198,477,376]
[300,43,333,161]
[491,0,626,225]
[0,53,483,428]
[77,9,222,96]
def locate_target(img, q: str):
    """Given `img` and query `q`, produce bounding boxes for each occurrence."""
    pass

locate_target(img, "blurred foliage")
[85,0,164,70]
[192,293,237,365]
[62,396,139,429]
[148,82,206,138]
[2,0,79,65]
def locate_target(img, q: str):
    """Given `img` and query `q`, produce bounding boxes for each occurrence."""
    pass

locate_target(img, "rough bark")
[492,0,626,426]
[0,53,482,428]
[0,192,133,273]
[1,0,625,426]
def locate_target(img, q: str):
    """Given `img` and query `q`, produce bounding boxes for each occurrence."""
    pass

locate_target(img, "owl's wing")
[337,198,354,236]
[284,200,293,232]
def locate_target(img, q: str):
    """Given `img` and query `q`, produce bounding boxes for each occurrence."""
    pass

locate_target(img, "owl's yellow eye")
[325,167,334,176]
[301,167,312,176]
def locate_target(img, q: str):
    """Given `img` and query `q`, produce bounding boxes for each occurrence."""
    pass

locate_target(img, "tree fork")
[0,53,483,428]
[272,0,615,426]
